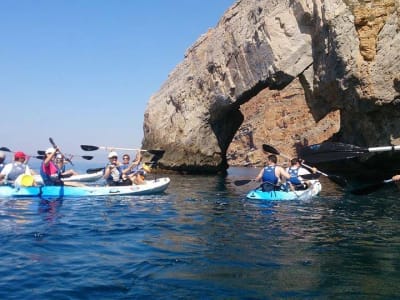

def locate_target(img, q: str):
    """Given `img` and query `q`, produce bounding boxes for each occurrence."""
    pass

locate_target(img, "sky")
[0,0,234,164]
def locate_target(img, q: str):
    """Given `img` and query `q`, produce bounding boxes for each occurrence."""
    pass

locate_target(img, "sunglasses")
[123,157,129,160]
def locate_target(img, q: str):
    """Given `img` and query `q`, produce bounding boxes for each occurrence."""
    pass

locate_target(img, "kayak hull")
[33,171,104,185]
[246,180,322,201]
[0,177,170,198]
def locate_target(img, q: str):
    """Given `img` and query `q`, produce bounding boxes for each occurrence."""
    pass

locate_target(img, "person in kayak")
[55,153,79,178]
[0,151,6,172]
[103,151,131,186]
[120,151,150,185]
[40,148,84,186]
[255,154,290,191]
[0,151,34,185]
[286,158,316,191]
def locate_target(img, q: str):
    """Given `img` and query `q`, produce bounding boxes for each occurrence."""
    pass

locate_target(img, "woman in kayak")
[255,154,290,191]
[40,148,84,186]
[0,151,6,172]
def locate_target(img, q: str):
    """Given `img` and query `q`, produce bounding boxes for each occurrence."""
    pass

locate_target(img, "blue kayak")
[246,180,322,201]
[0,177,170,198]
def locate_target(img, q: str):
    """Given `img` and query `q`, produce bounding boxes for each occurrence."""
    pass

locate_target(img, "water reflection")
[37,199,64,223]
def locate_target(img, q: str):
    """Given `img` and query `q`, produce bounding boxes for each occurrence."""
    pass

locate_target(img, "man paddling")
[255,154,290,191]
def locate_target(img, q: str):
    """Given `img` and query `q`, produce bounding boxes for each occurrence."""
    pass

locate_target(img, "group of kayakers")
[0,147,150,187]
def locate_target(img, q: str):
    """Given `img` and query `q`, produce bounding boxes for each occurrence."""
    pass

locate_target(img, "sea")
[0,163,399,299]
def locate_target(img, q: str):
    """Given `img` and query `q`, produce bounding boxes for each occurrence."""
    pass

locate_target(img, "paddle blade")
[86,167,104,174]
[37,150,45,155]
[0,147,12,152]
[82,155,94,160]
[234,179,253,186]
[262,144,279,155]
[147,149,165,156]
[300,173,321,180]
[350,179,393,195]
[299,142,367,164]
[81,145,99,151]
[327,175,348,188]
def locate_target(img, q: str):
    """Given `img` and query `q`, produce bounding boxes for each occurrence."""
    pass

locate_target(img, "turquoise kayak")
[0,177,170,198]
[246,180,322,201]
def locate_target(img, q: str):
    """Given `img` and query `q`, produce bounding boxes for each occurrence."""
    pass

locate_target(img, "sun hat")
[108,151,118,158]
[14,151,26,160]
[45,147,56,155]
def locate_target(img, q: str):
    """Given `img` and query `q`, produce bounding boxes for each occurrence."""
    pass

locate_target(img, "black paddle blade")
[300,173,321,180]
[0,147,12,152]
[299,142,367,164]
[37,150,45,155]
[350,179,393,195]
[82,155,94,160]
[327,175,349,188]
[147,149,165,156]
[262,144,279,155]
[81,145,99,151]
[35,155,45,160]
[86,167,104,174]
[233,179,253,186]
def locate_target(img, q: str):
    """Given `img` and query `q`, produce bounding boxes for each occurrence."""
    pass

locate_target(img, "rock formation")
[143,0,400,173]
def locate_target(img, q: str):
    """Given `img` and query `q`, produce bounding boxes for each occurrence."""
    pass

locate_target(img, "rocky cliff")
[143,0,400,172]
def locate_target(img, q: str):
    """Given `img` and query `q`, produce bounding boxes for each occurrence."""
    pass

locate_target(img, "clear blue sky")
[0,0,234,162]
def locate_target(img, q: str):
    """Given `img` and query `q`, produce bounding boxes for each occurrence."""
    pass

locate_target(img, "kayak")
[33,171,104,185]
[246,180,322,201]
[0,177,170,198]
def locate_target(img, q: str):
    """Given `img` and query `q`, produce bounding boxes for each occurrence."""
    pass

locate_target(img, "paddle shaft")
[49,137,73,166]
[271,149,329,177]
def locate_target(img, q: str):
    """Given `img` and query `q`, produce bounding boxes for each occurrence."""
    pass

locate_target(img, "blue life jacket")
[288,167,302,185]
[6,162,27,182]
[262,165,278,185]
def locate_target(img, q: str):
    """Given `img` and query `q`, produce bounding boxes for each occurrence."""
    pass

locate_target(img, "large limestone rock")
[143,0,400,173]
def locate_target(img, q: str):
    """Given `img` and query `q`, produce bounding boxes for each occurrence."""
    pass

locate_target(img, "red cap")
[14,151,26,160]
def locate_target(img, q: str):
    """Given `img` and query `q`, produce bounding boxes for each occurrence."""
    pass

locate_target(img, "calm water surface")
[0,167,399,299]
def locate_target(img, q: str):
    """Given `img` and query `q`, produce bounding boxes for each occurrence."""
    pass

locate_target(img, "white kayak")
[0,177,170,198]
[33,171,104,185]
[246,180,322,201]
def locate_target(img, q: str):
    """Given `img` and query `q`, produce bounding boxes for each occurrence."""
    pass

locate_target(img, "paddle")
[262,144,348,187]
[299,142,400,164]
[86,167,105,174]
[350,179,394,195]
[80,144,165,156]
[0,147,44,160]
[37,150,93,160]
[49,137,73,166]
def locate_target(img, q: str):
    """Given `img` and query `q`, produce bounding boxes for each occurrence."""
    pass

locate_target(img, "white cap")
[108,151,118,158]
[0,151,5,159]
[45,147,56,154]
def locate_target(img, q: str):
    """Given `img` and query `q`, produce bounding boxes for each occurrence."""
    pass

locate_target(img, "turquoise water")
[0,166,399,299]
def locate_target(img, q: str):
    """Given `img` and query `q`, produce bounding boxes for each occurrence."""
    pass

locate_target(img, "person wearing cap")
[39,147,84,186]
[40,147,64,185]
[54,153,79,178]
[0,151,6,173]
[103,151,131,186]
[0,151,34,185]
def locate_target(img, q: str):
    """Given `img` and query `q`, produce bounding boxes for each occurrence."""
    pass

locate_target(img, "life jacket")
[288,167,302,185]
[40,161,63,186]
[104,163,123,186]
[262,165,278,185]
[5,162,27,182]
